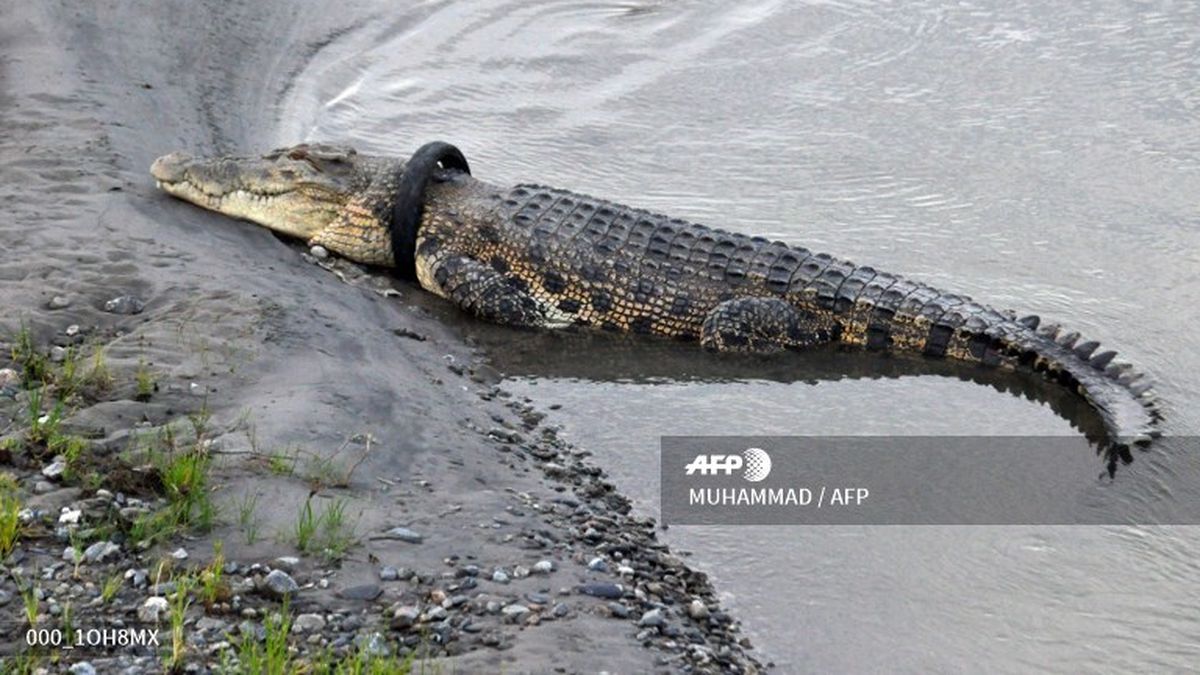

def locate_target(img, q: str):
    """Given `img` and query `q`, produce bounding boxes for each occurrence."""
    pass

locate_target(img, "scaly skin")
[151,143,1161,448]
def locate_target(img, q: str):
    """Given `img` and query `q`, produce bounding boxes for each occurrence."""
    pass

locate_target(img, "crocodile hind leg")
[431,255,547,327]
[700,297,838,353]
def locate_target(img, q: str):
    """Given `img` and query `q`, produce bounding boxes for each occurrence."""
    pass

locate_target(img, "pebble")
[273,556,299,571]
[688,599,710,620]
[0,589,11,606]
[356,632,389,657]
[338,584,382,601]
[617,564,635,577]
[103,295,146,315]
[501,604,531,622]
[309,245,329,259]
[239,621,266,641]
[378,566,399,581]
[50,346,67,363]
[33,481,56,494]
[524,592,550,605]
[391,605,420,629]
[83,541,120,563]
[68,662,96,675]
[58,508,82,525]
[491,569,510,584]
[138,596,169,623]
[607,602,631,619]
[512,565,531,579]
[65,324,80,337]
[170,547,188,561]
[553,602,570,618]
[0,368,17,388]
[48,295,71,309]
[532,560,555,574]
[125,568,149,588]
[577,582,624,599]
[587,557,608,572]
[423,606,447,622]
[63,547,82,564]
[292,613,326,633]
[378,526,424,544]
[42,458,67,480]
[639,608,666,628]
[263,569,298,598]
[196,617,227,633]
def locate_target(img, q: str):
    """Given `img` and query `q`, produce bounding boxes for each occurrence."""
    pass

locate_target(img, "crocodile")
[150,142,1161,450]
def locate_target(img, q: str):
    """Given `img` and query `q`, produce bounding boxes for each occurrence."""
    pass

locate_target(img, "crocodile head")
[151,143,375,240]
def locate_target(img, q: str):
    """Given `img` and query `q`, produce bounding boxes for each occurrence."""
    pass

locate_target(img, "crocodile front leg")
[431,255,547,327]
[699,297,839,353]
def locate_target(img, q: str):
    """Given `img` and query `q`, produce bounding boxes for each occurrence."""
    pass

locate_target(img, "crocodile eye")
[287,145,310,161]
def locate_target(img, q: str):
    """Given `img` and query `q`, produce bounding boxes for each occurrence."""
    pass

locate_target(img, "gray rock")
[532,560,555,574]
[125,568,149,588]
[309,245,329,259]
[0,589,11,606]
[68,662,96,675]
[33,481,55,494]
[501,604,530,622]
[50,346,67,363]
[170,547,188,561]
[239,620,266,641]
[553,602,570,618]
[42,458,67,480]
[103,295,145,315]
[378,566,399,581]
[639,608,666,627]
[196,617,227,633]
[47,296,71,310]
[292,613,326,633]
[337,584,381,601]
[687,599,710,620]
[512,565,531,579]
[377,526,424,543]
[0,368,18,388]
[607,602,631,619]
[491,569,510,584]
[65,324,80,337]
[524,592,550,606]
[63,547,82,563]
[587,557,608,572]
[138,596,169,623]
[423,606,447,622]
[391,605,420,629]
[263,569,298,598]
[577,582,624,599]
[355,632,389,657]
[273,556,299,571]
[83,541,120,563]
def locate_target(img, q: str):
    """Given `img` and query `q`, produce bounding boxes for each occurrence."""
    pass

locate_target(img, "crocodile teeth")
[1073,340,1100,359]
[1090,350,1117,369]
[1056,331,1081,348]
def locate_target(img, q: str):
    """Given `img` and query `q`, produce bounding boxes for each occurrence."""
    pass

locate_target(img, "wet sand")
[0,1,758,672]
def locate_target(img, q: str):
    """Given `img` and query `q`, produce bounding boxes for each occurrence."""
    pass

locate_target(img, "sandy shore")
[0,1,759,672]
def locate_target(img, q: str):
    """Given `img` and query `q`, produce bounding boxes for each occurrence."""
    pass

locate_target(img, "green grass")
[164,573,194,672]
[131,441,215,546]
[135,358,157,402]
[11,324,49,386]
[25,387,64,446]
[292,496,358,562]
[227,599,294,675]
[199,541,227,608]
[237,493,262,545]
[0,489,22,559]
[100,571,124,604]
[19,580,39,628]
[82,348,114,393]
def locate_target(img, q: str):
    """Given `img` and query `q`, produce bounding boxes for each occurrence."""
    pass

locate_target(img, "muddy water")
[278,0,1200,670]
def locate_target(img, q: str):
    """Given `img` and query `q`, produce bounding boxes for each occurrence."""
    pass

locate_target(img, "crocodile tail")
[991,316,1161,447]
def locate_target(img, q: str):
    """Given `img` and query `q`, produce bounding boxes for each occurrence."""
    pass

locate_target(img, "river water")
[277,1,1200,671]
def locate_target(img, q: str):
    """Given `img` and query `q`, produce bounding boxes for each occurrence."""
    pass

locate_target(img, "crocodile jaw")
[150,146,356,241]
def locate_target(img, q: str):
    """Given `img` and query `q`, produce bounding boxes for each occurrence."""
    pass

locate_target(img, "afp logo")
[684,447,772,482]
